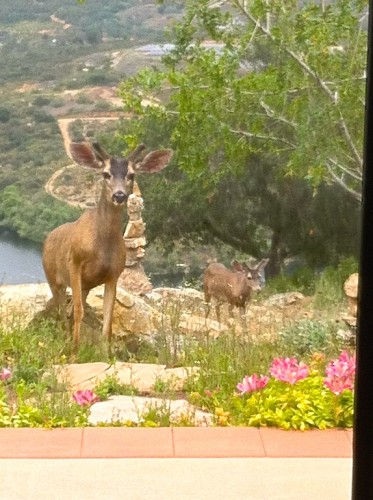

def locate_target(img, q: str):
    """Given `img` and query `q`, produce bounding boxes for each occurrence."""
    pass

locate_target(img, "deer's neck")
[96,186,125,237]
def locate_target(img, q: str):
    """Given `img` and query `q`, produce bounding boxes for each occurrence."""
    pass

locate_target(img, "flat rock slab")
[54,362,196,393]
[89,395,213,426]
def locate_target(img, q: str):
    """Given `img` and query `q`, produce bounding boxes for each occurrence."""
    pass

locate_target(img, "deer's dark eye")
[127,173,135,181]
[103,171,111,180]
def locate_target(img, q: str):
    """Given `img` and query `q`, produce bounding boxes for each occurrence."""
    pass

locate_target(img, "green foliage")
[189,371,354,429]
[182,334,280,395]
[278,319,342,359]
[1,380,89,428]
[0,107,10,123]
[139,401,173,427]
[0,316,91,427]
[0,185,80,243]
[314,257,359,307]
[230,377,354,430]
[95,375,139,400]
[122,0,366,195]
[263,268,317,296]
[33,96,51,107]
[0,318,66,384]
[119,0,364,268]
[263,256,358,300]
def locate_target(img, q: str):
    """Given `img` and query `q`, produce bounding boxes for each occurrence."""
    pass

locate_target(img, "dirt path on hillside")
[50,14,71,30]
[57,116,123,160]
[46,82,155,205]
[46,114,130,207]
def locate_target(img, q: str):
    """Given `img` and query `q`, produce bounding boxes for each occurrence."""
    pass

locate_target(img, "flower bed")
[190,352,355,429]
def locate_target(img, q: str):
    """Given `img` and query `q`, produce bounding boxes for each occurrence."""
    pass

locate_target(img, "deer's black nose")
[112,191,126,204]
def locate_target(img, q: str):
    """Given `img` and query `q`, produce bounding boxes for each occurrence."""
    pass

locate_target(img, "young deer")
[203,259,269,323]
[42,141,173,350]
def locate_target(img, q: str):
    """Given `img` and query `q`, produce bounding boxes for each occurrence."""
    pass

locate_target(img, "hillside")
[0,0,182,242]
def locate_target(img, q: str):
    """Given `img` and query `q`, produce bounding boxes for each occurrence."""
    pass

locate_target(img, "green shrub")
[314,257,358,308]
[278,319,342,359]
[230,377,354,430]
[95,375,139,400]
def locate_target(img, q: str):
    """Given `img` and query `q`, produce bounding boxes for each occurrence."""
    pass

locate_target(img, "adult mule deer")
[42,141,173,350]
[203,259,269,323]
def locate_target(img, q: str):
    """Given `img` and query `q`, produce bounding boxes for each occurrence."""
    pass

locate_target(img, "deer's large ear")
[70,143,102,169]
[134,149,173,174]
[256,258,269,271]
[92,142,111,162]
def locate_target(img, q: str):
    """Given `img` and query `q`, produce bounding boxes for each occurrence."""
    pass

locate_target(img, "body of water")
[0,229,191,288]
[0,229,45,285]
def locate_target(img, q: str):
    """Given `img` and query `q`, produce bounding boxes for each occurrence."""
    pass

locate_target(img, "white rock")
[89,395,213,426]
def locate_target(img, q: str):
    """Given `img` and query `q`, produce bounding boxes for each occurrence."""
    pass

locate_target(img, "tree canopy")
[118,0,365,270]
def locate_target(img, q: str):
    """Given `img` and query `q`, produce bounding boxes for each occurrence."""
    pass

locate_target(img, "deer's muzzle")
[112,191,126,205]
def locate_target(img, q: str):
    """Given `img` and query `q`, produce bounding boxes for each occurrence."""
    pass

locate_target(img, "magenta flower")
[72,389,99,406]
[270,357,309,385]
[324,351,356,395]
[0,368,12,381]
[236,374,269,395]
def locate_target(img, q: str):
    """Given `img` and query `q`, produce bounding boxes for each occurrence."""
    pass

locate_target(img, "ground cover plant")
[188,351,355,429]
[0,264,356,429]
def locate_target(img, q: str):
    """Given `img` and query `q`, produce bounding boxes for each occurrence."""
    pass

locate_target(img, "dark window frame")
[353,1,373,497]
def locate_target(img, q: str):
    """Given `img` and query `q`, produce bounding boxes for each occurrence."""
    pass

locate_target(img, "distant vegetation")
[0,0,178,243]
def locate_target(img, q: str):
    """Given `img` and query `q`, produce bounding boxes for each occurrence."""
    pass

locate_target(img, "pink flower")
[0,368,12,381]
[236,374,269,395]
[72,389,99,406]
[269,357,309,385]
[324,351,356,395]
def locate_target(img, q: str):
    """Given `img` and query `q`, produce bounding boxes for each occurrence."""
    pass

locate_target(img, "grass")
[0,262,356,428]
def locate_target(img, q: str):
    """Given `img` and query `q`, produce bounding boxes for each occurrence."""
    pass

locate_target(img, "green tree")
[118,0,365,269]
[0,107,10,123]
[121,0,367,200]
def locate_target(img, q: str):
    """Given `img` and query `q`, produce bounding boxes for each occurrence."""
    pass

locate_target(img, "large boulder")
[343,273,358,317]
[87,285,160,340]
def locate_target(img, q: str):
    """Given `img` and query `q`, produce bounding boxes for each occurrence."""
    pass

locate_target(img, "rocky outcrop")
[340,273,358,343]
[0,283,52,327]
[0,282,223,341]
[0,283,160,341]
[0,284,317,344]
[343,273,358,318]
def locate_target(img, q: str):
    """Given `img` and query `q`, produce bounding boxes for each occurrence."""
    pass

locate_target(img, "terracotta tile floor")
[0,427,352,459]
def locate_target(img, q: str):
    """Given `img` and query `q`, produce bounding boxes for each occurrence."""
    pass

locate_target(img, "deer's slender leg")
[70,269,84,352]
[239,305,247,329]
[103,280,117,343]
[204,292,211,319]
[215,303,221,323]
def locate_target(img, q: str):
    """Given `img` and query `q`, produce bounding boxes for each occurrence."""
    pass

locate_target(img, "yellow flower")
[218,415,229,426]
